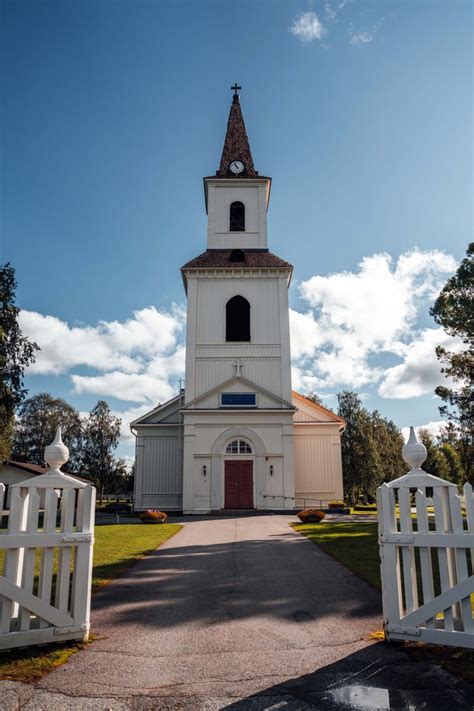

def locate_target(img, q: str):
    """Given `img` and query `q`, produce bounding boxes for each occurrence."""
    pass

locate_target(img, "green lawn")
[0,522,182,681]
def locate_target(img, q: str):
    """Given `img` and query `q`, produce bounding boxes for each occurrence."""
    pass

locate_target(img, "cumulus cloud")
[290,12,326,42]
[72,347,185,404]
[291,249,458,395]
[20,305,185,376]
[378,329,463,399]
[20,306,186,443]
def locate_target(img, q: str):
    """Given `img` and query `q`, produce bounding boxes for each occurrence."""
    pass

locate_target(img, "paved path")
[2,515,473,709]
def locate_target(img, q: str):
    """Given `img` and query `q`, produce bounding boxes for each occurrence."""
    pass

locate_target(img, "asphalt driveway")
[4,515,473,709]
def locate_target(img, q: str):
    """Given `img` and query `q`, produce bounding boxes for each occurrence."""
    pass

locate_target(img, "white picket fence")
[0,428,96,650]
[377,427,474,649]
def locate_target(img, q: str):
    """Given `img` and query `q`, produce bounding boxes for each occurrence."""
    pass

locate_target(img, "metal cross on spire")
[231,83,242,97]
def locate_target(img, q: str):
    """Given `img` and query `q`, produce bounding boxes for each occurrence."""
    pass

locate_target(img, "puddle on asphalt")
[327,684,390,709]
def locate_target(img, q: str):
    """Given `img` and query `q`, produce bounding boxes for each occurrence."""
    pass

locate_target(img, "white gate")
[377,427,474,649]
[0,428,96,650]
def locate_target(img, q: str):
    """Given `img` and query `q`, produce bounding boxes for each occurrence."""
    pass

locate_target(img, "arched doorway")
[224,439,254,509]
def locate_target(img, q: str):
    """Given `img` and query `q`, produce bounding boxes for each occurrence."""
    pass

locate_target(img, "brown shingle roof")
[181,250,293,270]
[217,94,257,177]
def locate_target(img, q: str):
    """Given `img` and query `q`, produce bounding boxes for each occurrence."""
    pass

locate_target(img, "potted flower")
[139,509,168,524]
[297,509,325,523]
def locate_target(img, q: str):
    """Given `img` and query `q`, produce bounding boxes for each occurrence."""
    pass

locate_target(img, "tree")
[306,392,324,407]
[82,401,121,502]
[430,243,473,482]
[0,263,38,462]
[418,429,451,481]
[370,411,406,484]
[12,393,83,472]
[337,393,407,502]
[337,392,380,502]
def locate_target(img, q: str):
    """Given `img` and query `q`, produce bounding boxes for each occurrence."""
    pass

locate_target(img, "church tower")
[131,87,345,515]
[180,86,295,512]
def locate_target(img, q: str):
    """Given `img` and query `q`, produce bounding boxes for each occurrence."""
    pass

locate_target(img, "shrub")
[328,500,344,509]
[297,509,325,523]
[139,509,168,523]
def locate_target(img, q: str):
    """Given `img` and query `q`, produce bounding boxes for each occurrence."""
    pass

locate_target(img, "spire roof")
[217,87,257,177]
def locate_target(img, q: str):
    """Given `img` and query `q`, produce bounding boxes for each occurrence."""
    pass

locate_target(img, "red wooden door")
[224,461,253,509]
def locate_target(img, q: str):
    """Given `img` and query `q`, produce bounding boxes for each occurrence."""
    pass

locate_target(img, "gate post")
[377,427,474,650]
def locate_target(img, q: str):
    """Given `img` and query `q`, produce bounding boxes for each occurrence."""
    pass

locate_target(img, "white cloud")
[291,249,458,392]
[401,421,448,442]
[290,12,326,42]
[20,305,185,376]
[378,328,463,399]
[72,346,185,403]
[20,306,186,445]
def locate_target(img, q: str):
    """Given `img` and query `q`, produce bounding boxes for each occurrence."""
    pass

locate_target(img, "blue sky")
[2,0,472,461]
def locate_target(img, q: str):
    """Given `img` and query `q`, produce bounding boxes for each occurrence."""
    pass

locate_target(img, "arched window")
[229,249,245,263]
[226,440,252,454]
[229,201,245,231]
[226,295,250,342]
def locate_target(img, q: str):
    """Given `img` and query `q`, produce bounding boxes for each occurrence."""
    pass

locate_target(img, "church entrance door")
[224,461,253,509]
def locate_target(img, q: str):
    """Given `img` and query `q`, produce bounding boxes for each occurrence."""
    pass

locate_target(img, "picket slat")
[380,484,403,624]
[19,489,41,631]
[434,489,455,631]
[448,488,473,632]
[38,489,59,629]
[55,489,76,613]
[72,486,96,625]
[415,489,435,627]
[0,489,28,631]
[398,487,418,614]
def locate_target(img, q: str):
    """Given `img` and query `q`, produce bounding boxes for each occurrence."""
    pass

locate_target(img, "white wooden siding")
[294,428,344,503]
[196,277,281,345]
[136,433,183,510]
[207,183,268,250]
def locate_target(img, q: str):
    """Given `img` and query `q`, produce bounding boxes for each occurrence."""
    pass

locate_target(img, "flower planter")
[141,519,165,524]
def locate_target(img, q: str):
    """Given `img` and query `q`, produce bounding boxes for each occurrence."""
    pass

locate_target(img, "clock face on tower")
[229,160,245,175]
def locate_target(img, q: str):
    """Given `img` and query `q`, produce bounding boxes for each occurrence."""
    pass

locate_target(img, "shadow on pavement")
[223,642,474,710]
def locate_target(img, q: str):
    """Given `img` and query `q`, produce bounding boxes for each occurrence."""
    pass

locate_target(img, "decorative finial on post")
[402,426,427,473]
[44,426,69,473]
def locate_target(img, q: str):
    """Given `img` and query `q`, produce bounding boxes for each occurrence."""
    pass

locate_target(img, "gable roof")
[130,392,183,427]
[183,375,295,411]
[292,391,346,429]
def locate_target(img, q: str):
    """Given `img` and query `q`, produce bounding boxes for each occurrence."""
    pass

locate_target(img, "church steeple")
[217,85,257,177]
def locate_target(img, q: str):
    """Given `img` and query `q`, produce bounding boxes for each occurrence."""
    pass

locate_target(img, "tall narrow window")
[229,201,245,231]
[226,295,250,341]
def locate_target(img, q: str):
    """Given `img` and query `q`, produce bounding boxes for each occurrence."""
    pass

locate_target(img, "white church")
[131,87,345,513]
